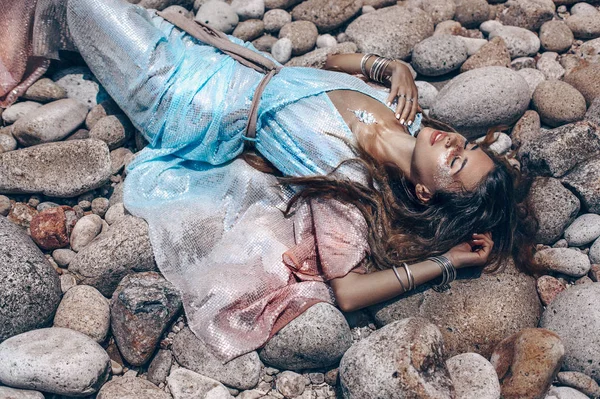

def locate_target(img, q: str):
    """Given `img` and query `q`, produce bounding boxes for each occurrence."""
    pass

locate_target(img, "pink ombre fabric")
[0,0,48,108]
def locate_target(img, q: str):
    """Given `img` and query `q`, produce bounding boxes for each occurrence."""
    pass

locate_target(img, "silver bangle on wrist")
[392,265,408,293]
[361,54,394,84]
[401,262,415,291]
[427,255,456,292]
[360,53,376,78]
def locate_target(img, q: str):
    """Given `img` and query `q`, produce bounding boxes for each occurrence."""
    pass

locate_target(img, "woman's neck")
[356,120,416,178]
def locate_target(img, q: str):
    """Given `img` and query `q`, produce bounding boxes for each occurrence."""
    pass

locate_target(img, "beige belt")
[157,9,281,150]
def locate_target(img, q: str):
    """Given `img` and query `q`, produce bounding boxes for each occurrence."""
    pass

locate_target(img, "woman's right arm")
[330,233,494,312]
[324,53,419,125]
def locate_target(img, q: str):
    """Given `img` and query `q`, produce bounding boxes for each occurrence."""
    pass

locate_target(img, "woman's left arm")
[324,53,419,125]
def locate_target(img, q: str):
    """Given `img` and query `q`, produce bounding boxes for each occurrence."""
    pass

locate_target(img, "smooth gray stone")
[172,328,261,390]
[0,139,111,198]
[12,99,88,147]
[562,156,600,214]
[167,368,234,399]
[345,5,434,61]
[96,375,171,399]
[1,101,42,125]
[534,248,591,278]
[68,215,156,296]
[488,25,541,58]
[411,35,468,76]
[430,66,530,138]
[540,283,600,383]
[447,353,501,399]
[564,214,600,247]
[519,121,600,178]
[0,216,61,342]
[339,317,454,399]
[0,386,45,399]
[0,327,110,396]
[259,303,353,370]
[526,178,580,245]
[52,285,111,343]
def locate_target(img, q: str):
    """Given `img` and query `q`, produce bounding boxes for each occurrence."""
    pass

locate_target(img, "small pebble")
[59,273,77,293]
[91,197,110,217]
[0,195,11,216]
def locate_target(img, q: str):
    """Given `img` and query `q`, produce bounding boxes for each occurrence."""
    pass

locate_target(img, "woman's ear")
[415,183,433,204]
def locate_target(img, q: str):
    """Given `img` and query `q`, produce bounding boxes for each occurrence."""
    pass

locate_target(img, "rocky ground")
[1,0,600,398]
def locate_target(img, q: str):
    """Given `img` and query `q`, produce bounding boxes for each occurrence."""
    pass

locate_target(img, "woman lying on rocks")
[64,0,524,362]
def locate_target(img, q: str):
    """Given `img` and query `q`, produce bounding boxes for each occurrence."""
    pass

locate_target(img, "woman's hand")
[385,61,419,126]
[443,232,494,269]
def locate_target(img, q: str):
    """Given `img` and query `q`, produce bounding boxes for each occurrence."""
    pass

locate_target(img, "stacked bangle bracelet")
[392,262,416,293]
[360,53,394,84]
[428,255,457,292]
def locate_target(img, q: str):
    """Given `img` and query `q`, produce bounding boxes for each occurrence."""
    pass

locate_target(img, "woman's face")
[411,127,495,195]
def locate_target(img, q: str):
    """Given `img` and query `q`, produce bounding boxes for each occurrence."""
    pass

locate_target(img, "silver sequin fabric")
[64,0,403,362]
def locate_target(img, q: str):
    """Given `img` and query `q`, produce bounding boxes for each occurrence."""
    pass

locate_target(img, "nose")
[445,134,457,148]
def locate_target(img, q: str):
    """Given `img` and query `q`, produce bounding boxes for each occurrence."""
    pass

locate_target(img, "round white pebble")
[272,38,293,64]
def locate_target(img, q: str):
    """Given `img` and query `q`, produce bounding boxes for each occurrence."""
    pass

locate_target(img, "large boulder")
[489,25,541,58]
[53,285,111,343]
[172,328,261,390]
[430,66,530,138]
[97,374,171,399]
[460,36,511,72]
[345,5,434,60]
[11,99,88,147]
[291,0,361,33]
[368,260,542,359]
[111,272,182,366]
[0,216,61,342]
[446,353,501,399]
[68,216,156,296]
[490,328,564,399]
[562,156,600,213]
[519,121,600,178]
[0,327,110,396]
[411,35,468,76]
[499,0,555,31]
[525,178,580,245]
[540,283,600,382]
[259,302,353,370]
[339,317,454,399]
[532,80,587,127]
[454,0,489,28]
[540,20,574,53]
[167,368,234,399]
[564,63,600,106]
[0,139,111,198]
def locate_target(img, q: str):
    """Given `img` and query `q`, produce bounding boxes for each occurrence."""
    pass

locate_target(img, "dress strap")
[157,9,281,148]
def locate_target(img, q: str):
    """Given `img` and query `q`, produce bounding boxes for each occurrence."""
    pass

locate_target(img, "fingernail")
[396,114,400,119]
[400,119,405,125]
[387,102,391,107]
[407,120,412,126]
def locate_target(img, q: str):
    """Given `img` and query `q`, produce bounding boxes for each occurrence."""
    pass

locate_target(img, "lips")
[431,130,447,146]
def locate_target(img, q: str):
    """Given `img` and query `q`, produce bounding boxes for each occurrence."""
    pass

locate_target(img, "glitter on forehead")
[350,109,377,125]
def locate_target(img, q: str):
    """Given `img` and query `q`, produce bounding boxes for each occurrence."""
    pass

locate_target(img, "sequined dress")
[66,0,400,362]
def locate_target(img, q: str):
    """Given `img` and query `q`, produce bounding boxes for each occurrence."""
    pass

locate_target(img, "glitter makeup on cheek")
[350,109,377,125]
[434,150,454,187]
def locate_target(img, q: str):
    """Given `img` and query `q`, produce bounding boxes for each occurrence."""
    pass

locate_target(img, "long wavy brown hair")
[244,116,534,272]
